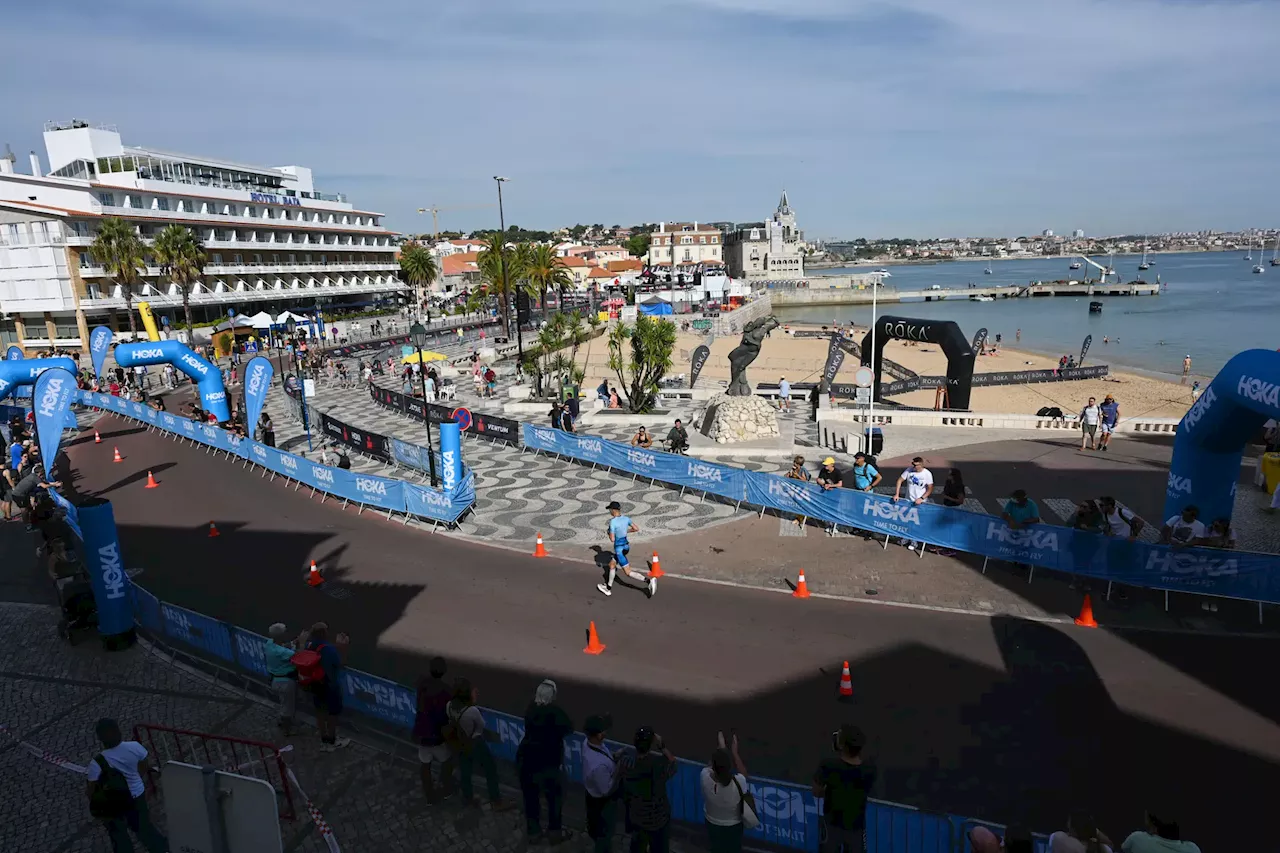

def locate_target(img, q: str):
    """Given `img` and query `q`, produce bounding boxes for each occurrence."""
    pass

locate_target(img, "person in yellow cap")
[817,458,844,537]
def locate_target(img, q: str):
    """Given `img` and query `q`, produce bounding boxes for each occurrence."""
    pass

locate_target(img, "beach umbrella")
[401,350,448,365]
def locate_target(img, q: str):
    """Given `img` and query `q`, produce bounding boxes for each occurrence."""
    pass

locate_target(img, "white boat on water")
[1069,261,1082,270]
[873,269,891,276]
[1138,242,1151,271]
[973,295,994,302]
[1271,237,1280,266]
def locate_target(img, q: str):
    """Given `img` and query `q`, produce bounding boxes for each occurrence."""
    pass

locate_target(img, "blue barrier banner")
[47,488,83,541]
[132,585,163,635]
[160,602,234,663]
[341,668,416,729]
[523,425,1280,605]
[391,438,426,472]
[342,471,404,511]
[404,482,465,523]
[439,421,462,491]
[79,500,135,637]
[231,627,271,677]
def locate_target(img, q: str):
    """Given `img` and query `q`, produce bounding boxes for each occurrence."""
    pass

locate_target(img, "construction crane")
[415,204,495,241]
[1076,251,1117,284]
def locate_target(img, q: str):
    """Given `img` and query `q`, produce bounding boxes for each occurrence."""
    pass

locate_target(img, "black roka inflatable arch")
[860,316,978,409]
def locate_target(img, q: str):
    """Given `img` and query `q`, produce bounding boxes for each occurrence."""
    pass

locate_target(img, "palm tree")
[477,235,537,334]
[398,240,438,312]
[524,243,573,313]
[89,217,146,338]
[151,224,207,335]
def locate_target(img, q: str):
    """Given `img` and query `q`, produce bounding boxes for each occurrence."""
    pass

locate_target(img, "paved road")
[64,416,1280,849]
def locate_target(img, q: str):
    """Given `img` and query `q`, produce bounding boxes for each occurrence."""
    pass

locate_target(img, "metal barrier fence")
[127,580,1045,852]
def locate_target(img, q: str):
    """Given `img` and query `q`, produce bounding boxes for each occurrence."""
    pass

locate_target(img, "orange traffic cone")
[583,621,606,655]
[792,569,811,599]
[837,661,853,699]
[144,471,160,489]
[532,532,548,558]
[207,522,220,538]
[1074,594,1098,628]
[306,561,324,587]
[94,430,102,444]
[648,551,665,578]
[112,447,123,463]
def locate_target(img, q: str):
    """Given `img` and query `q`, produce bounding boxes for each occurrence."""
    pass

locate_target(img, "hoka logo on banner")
[179,352,210,376]
[579,438,603,457]
[235,633,266,668]
[533,429,557,446]
[1146,550,1238,580]
[442,450,457,489]
[986,522,1059,553]
[252,444,267,461]
[1182,387,1217,431]
[626,449,657,468]
[0,378,10,396]
[864,501,920,525]
[162,605,191,635]
[344,673,414,714]
[133,348,165,360]
[205,391,226,404]
[226,434,242,451]
[311,465,334,485]
[162,414,177,429]
[749,782,819,835]
[422,488,451,508]
[245,363,269,399]
[182,420,194,434]
[1167,473,1192,495]
[279,454,299,472]
[201,426,218,441]
[355,477,387,496]
[492,715,525,749]
[1238,376,1280,408]
[767,478,810,503]
[36,374,65,418]
[99,543,126,600]
[687,462,723,483]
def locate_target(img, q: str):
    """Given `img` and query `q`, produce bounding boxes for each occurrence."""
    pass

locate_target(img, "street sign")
[451,407,473,431]
[855,387,872,406]
[854,366,874,388]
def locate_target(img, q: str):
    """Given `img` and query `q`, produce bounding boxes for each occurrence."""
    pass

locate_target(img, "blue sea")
[772,251,1279,379]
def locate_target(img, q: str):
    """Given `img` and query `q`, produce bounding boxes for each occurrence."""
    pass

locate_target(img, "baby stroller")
[46,544,97,644]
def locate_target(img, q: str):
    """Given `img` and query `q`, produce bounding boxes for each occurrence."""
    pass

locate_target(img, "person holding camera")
[700,731,757,853]
[812,724,876,853]
[620,726,678,853]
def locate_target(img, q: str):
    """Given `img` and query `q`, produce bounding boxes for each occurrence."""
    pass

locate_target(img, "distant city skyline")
[3,0,1277,238]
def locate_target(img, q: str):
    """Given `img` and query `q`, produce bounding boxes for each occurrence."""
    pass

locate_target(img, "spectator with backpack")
[291,622,350,752]
[445,677,512,812]
[414,656,456,804]
[620,726,679,853]
[85,717,168,852]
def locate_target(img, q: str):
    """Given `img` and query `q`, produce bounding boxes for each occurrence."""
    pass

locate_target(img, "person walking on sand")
[1079,396,1101,451]
[597,500,656,599]
[1182,354,1192,377]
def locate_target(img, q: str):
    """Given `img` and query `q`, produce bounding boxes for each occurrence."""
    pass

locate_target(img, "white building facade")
[723,192,806,283]
[645,222,723,272]
[0,121,403,350]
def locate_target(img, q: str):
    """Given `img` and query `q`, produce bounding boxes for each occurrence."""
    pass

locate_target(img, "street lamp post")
[285,318,313,451]
[493,176,523,370]
[410,321,440,487]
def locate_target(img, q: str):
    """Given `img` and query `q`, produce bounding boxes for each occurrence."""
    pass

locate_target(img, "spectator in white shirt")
[1161,506,1205,548]
[893,457,934,551]
[1079,396,1101,451]
[86,718,168,853]
[1196,517,1235,549]
[700,732,753,853]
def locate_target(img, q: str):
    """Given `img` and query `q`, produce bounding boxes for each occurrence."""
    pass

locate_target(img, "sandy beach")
[567,323,1197,420]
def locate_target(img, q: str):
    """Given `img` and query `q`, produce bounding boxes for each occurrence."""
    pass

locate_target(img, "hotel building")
[0,121,403,350]
[645,222,723,273]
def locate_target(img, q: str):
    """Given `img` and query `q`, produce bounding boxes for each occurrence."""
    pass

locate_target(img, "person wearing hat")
[264,624,299,734]
[849,453,880,492]
[598,500,655,599]
[582,715,620,853]
[620,726,678,853]
[817,458,843,491]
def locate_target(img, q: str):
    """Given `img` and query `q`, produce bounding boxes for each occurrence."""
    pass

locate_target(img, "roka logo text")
[863,501,920,525]
[37,375,65,418]
[98,542,126,600]
[1238,376,1279,409]
[1167,473,1192,494]
[687,462,723,482]
[132,348,165,360]
[1181,387,1217,431]
[311,466,334,484]
[356,477,388,496]
[180,352,210,376]
[986,522,1059,553]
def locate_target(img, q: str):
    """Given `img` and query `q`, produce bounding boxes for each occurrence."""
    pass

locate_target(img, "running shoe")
[647,577,657,599]
[596,583,612,597]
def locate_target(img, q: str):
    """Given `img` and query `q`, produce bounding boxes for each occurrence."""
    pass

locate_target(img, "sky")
[3,0,1278,239]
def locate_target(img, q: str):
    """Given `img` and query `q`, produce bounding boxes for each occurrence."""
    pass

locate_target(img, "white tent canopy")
[275,311,311,325]
[247,311,275,330]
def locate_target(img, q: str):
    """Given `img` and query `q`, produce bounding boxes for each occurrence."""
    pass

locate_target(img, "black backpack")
[89,754,134,819]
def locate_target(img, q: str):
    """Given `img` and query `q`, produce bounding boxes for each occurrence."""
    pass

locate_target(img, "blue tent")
[638,300,673,316]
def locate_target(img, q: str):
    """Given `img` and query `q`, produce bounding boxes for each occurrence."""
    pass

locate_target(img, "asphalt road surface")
[62,416,1280,849]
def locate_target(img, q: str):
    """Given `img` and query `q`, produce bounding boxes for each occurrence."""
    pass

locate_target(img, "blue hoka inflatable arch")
[114,340,230,422]
[1165,349,1280,523]
[0,357,78,402]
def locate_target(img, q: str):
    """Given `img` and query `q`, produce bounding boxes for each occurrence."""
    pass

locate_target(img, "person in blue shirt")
[597,500,655,599]
[1098,394,1120,452]
[264,623,299,734]
[1001,490,1042,529]
[9,438,24,472]
[849,453,881,492]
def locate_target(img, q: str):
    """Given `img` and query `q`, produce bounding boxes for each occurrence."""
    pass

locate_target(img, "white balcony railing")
[77,279,406,310]
[90,202,390,233]
[78,262,401,278]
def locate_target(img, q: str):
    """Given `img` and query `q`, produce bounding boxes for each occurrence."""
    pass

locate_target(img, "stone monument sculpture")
[700,314,782,443]
[726,315,780,396]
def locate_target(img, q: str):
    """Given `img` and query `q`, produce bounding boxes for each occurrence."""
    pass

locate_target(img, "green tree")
[151,224,207,335]
[626,232,651,258]
[477,235,537,332]
[607,315,677,413]
[525,243,574,310]
[89,216,146,338]
[398,239,438,310]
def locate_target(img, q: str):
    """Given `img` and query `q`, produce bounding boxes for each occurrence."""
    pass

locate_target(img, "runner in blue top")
[598,500,655,599]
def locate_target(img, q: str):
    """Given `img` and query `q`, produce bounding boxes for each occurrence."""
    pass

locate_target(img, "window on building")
[320,254,327,264]
[711,236,718,244]
[246,206,257,218]
[154,197,169,211]
[683,250,692,262]
[680,236,692,245]
[699,236,706,244]
[79,251,90,268]
[124,194,144,208]
[211,253,222,264]
[233,254,242,265]
[98,192,116,207]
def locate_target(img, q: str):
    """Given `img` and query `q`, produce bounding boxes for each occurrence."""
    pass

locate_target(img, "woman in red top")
[108,381,121,396]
